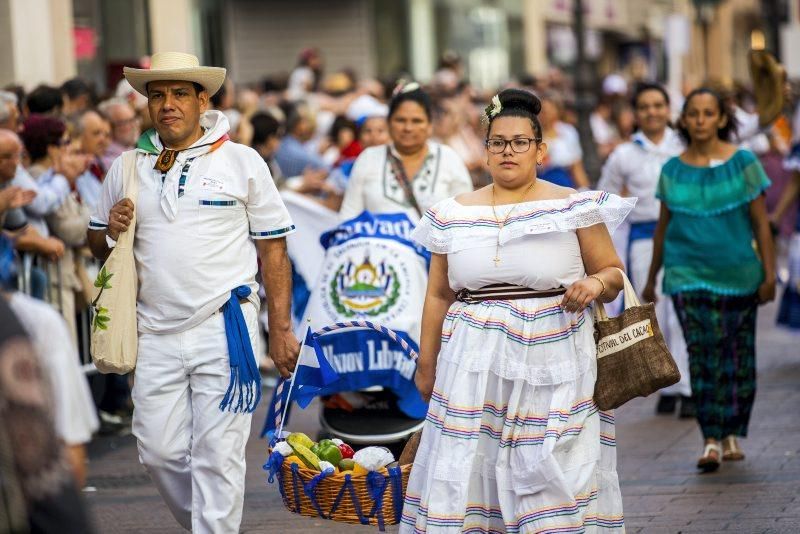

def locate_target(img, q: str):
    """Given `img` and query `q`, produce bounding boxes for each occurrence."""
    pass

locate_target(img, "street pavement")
[84,300,800,533]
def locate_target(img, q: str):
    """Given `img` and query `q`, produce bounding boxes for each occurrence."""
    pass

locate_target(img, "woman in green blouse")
[643,88,776,473]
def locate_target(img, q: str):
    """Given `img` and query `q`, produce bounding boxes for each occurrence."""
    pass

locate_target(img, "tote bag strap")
[116,151,138,250]
[593,267,639,322]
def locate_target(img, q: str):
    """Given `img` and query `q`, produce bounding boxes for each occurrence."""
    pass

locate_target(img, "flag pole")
[276,319,309,439]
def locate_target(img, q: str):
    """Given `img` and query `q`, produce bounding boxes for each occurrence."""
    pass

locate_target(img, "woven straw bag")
[90,150,138,374]
[592,268,680,410]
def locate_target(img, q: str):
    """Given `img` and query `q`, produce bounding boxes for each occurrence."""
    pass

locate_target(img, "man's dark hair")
[145,81,206,96]
[631,82,670,109]
[60,77,94,101]
[210,81,227,108]
[25,85,63,115]
[250,112,283,147]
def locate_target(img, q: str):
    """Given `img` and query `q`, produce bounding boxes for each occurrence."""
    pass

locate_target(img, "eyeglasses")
[485,137,541,154]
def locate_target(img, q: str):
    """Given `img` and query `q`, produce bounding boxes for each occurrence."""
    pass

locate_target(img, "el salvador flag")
[293,326,340,408]
[261,327,340,438]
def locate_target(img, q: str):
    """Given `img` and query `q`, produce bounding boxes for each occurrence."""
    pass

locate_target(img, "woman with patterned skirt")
[644,88,776,472]
[401,88,633,533]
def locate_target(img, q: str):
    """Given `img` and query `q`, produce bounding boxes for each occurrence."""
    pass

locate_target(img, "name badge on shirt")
[524,221,557,234]
[200,177,225,192]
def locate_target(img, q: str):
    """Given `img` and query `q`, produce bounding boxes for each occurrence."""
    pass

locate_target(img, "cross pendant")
[493,257,500,267]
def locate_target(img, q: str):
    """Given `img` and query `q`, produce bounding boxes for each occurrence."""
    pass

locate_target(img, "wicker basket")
[265,321,419,531]
[265,453,410,530]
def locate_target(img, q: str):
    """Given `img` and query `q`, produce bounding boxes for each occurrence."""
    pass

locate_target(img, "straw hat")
[124,52,226,98]
[749,50,785,128]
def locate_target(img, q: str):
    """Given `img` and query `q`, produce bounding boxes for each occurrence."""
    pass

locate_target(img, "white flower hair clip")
[483,95,502,123]
[392,80,421,97]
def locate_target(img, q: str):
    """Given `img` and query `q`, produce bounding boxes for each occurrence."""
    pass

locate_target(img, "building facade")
[0,0,782,93]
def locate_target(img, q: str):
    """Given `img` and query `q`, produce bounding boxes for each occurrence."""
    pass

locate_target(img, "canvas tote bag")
[593,268,680,410]
[90,150,139,374]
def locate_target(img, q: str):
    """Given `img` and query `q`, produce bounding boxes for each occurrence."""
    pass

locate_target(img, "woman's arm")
[751,195,776,303]
[570,160,591,190]
[642,203,670,303]
[563,223,625,312]
[415,253,455,401]
[770,170,800,224]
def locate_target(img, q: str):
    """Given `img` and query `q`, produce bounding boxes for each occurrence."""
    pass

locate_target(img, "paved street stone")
[84,301,800,532]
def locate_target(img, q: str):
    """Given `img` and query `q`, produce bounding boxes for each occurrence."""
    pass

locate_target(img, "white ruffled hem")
[412,191,636,254]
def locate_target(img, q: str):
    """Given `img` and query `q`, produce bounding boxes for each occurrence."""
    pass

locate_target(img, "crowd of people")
[0,45,799,532]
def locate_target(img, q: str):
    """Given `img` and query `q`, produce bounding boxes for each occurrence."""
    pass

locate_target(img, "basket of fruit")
[264,321,421,531]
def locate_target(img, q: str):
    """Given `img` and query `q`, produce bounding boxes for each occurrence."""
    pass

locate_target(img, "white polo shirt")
[90,111,295,334]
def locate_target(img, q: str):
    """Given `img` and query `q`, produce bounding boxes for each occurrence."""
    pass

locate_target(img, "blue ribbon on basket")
[264,451,285,484]
[366,471,389,531]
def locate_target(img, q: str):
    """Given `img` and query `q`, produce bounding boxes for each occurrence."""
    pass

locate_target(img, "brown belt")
[455,284,566,304]
[216,297,250,314]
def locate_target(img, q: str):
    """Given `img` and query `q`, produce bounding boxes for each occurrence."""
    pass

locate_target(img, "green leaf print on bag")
[91,267,114,332]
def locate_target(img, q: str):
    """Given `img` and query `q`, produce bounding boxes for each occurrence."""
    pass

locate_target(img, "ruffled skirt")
[400,298,624,533]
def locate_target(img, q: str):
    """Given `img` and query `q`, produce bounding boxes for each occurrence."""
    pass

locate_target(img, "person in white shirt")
[339,82,473,222]
[598,83,692,416]
[86,52,299,533]
[6,291,99,487]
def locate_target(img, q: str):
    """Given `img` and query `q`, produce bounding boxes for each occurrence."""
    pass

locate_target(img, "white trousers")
[132,304,258,533]
[628,238,692,397]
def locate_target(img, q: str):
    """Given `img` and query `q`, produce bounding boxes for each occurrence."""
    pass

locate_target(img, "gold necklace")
[490,181,535,267]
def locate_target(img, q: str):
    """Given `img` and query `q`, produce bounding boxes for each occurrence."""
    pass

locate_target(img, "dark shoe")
[679,396,696,419]
[656,394,678,414]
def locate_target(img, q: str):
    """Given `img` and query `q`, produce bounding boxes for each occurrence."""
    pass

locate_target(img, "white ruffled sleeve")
[410,198,456,253]
[498,191,636,245]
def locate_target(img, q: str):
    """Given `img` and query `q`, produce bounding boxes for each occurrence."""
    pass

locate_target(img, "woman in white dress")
[339,82,473,222]
[401,89,633,533]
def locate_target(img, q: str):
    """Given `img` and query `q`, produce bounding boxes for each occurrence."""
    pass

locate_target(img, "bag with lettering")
[90,150,139,374]
[592,268,680,410]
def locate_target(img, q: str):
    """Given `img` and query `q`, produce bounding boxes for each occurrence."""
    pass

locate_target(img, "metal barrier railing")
[15,251,98,375]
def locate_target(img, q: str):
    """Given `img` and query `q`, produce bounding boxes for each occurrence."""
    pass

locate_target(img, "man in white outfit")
[87,52,299,532]
[598,83,693,416]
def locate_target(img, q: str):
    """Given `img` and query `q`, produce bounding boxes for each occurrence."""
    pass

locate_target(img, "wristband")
[588,274,606,297]
[105,233,117,249]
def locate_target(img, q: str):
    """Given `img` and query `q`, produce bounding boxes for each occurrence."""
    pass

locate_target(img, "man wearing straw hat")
[87,52,299,532]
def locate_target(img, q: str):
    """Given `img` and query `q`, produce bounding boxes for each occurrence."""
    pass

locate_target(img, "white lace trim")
[412,191,636,254]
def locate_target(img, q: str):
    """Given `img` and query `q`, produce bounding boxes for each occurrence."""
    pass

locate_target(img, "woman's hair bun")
[497,88,541,116]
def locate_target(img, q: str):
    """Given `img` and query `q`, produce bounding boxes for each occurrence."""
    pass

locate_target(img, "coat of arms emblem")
[329,255,400,317]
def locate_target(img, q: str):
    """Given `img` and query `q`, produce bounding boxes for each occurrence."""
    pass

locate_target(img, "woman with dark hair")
[402,88,633,532]
[643,88,776,472]
[598,83,693,417]
[339,82,472,221]
[20,115,90,342]
[537,91,591,189]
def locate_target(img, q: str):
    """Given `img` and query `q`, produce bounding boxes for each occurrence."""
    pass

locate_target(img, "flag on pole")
[261,327,339,438]
[293,326,340,408]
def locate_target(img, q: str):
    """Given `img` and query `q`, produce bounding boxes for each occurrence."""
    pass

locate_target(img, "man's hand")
[107,199,135,240]
[0,186,36,211]
[296,167,328,194]
[268,328,300,378]
[54,150,89,183]
[42,237,65,261]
